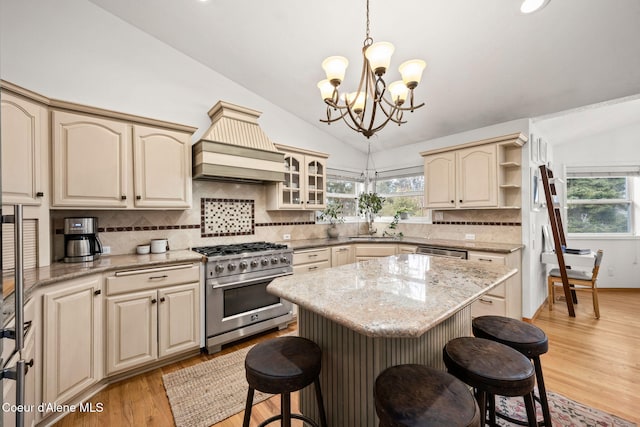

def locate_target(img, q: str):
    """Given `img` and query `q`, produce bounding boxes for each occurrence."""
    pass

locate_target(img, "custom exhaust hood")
[192,101,285,183]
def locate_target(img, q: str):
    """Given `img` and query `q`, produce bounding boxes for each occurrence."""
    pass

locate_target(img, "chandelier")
[317,0,426,139]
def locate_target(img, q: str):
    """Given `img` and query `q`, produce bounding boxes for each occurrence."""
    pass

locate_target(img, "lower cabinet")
[468,250,522,319]
[292,247,331,274]
[42,275,103,405]
[331,245,354,266]
[105,264,200,375]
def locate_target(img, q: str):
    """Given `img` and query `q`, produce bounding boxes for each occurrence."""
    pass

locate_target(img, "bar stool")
[443,337,538,427]
[242,336,328,427]
[374,364,481,426]
[472,315,552,426]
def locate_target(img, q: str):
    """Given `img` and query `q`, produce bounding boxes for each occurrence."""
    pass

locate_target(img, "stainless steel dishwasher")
[416,246,468,259]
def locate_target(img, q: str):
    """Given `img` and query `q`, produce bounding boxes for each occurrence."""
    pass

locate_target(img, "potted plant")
[358,192,385,235]
[397,207,410,220]
[383,212,404,239]
[318,200,345,238]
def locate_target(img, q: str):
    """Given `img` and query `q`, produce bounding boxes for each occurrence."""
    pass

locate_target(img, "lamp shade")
[388,81,409,105]
[322,56,349,85]
[317,80,335,101]
[399,59,426,89]
[365,42,394,76]
[346,92,366,114]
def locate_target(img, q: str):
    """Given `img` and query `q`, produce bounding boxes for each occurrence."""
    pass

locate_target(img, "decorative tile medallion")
[201,198,255,237]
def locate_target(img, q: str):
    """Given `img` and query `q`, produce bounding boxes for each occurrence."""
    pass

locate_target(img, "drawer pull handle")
[121,195,127,200]
[308,266,318,270]
[149,275,169,280]
[94,289,101,296]
[36,192,44,197]
[337,248,348,252]
[308,254,318,258]
[479,298,493,304]
[478,258,493,262]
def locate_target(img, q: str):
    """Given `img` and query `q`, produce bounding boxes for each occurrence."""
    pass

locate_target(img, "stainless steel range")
[192,242,294,354]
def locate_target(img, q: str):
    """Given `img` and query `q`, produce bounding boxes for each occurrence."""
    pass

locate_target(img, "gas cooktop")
[192,242,289,258]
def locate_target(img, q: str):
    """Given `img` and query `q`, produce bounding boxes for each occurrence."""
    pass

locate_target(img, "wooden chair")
[548,249,603,318]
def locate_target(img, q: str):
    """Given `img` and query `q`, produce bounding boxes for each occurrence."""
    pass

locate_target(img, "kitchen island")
[268,253,517,426]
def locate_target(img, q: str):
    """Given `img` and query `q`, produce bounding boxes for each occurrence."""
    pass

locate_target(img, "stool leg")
[533,356,552,427]
[282,392,292,427]
[523,392,537,427]
[314,378,328,427]
[488,393,496,427]
[475,390,487,427]
[242,387,254,427]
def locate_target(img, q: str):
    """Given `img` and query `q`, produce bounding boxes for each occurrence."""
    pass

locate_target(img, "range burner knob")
[227,263,237,271]
[239,261,248,270]
[214,264,225,274]
[261,258,269,266]
[271,257,279,265]
[280,256,290,264]
[250,259,259,268]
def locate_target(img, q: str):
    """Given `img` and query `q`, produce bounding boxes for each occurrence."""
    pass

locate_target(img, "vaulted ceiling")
[88,0,640,152]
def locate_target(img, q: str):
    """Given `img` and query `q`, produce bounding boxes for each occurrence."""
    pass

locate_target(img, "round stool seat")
[375,364,481,427]
[443,337,535,397]
[472,316,548,358]
[245,336,322,394]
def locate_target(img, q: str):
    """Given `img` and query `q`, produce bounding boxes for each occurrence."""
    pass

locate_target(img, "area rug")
[496,390,636,427]
[163,351,636,427]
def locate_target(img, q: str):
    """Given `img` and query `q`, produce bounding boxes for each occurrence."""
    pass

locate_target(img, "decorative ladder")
[539,165,576,317]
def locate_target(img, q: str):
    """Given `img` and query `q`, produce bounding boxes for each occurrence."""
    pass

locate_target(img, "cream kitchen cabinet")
[105,263,200,375]
[51,110,192,209]
[292,247,331,274]
[423,145,497,209]
[42,274,103,405]
[331,245,354,266]
[268,144,328,210]
[468,250,522,319]
[1,92,47,205]
[397,244,418,254]
[354,244,397,261]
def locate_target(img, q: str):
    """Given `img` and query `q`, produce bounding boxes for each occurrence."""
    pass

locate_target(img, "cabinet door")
[1,93,45,205]
[424,152,456,208]
[331,245,353,266]
[133,125,192,209]
[158,282,200,358]
[456,145,497,208]
[105,290,158,375]
[51,111,129,207]
[43,275,103,404]
[305,156,326,209]
[277,152,305,209]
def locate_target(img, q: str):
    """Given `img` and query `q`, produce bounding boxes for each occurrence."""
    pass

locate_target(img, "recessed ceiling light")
[520,0,550,14]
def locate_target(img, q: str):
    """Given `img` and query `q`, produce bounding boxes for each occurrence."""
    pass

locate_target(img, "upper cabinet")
[422,133,525,210]
[268,143,328,210]
[51,108,194,209]
[1,92,47,205]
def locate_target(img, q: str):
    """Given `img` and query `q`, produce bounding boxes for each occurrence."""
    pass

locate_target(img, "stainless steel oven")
[193,242,294,354]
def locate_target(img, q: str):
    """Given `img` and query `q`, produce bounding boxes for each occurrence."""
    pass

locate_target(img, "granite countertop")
[2,250,204,324]
[268,253,517,338]
[285,236,523,254]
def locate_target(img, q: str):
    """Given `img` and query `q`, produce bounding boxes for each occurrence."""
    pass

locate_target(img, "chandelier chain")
[365,0,370,41]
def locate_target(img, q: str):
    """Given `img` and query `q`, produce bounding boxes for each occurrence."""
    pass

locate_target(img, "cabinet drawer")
[471,294,506,317]
[293,260,331,274]
[106,263,199,295]
[293,248,330,265]
[354,245,396,257]
[468,253,506,264]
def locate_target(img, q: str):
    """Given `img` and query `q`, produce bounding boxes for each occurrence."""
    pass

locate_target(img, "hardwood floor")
[55,290,640,426]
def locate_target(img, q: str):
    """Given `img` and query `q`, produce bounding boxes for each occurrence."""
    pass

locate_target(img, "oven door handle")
[211,272,293,289]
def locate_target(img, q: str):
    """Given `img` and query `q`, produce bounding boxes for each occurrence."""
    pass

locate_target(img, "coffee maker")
[63,217,103,263]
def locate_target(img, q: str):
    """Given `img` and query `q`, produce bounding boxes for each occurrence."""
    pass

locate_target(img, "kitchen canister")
[150,239,168,254]
[136,244,150,255]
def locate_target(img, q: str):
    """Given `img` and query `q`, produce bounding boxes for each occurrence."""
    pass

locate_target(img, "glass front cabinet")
[268,144,328,210]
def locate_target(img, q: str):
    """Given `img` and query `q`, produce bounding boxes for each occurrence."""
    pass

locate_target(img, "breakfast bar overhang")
[268,253,517,426]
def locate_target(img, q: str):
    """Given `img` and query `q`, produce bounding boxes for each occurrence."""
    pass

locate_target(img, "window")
[566,166,639,235]
[325,172,362,217]
[375,175,425,217]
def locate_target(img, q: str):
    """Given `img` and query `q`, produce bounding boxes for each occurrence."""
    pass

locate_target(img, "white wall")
[552,122,640,289]
[0,0,365,170]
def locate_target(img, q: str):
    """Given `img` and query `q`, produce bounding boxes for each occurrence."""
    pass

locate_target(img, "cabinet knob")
[121,195,127,200]
[160,297,166,303]
[36,192,44,197]
[94,289,101,296]
[459,200,463,203]
[136,195,141,200]
[151,298,157,304]
[450,200,454,203]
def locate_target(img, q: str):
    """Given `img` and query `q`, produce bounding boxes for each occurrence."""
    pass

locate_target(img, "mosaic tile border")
[255,221,316,227]
[201,198,255,237]
[55,221,317,234]
[432,221,521,226]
